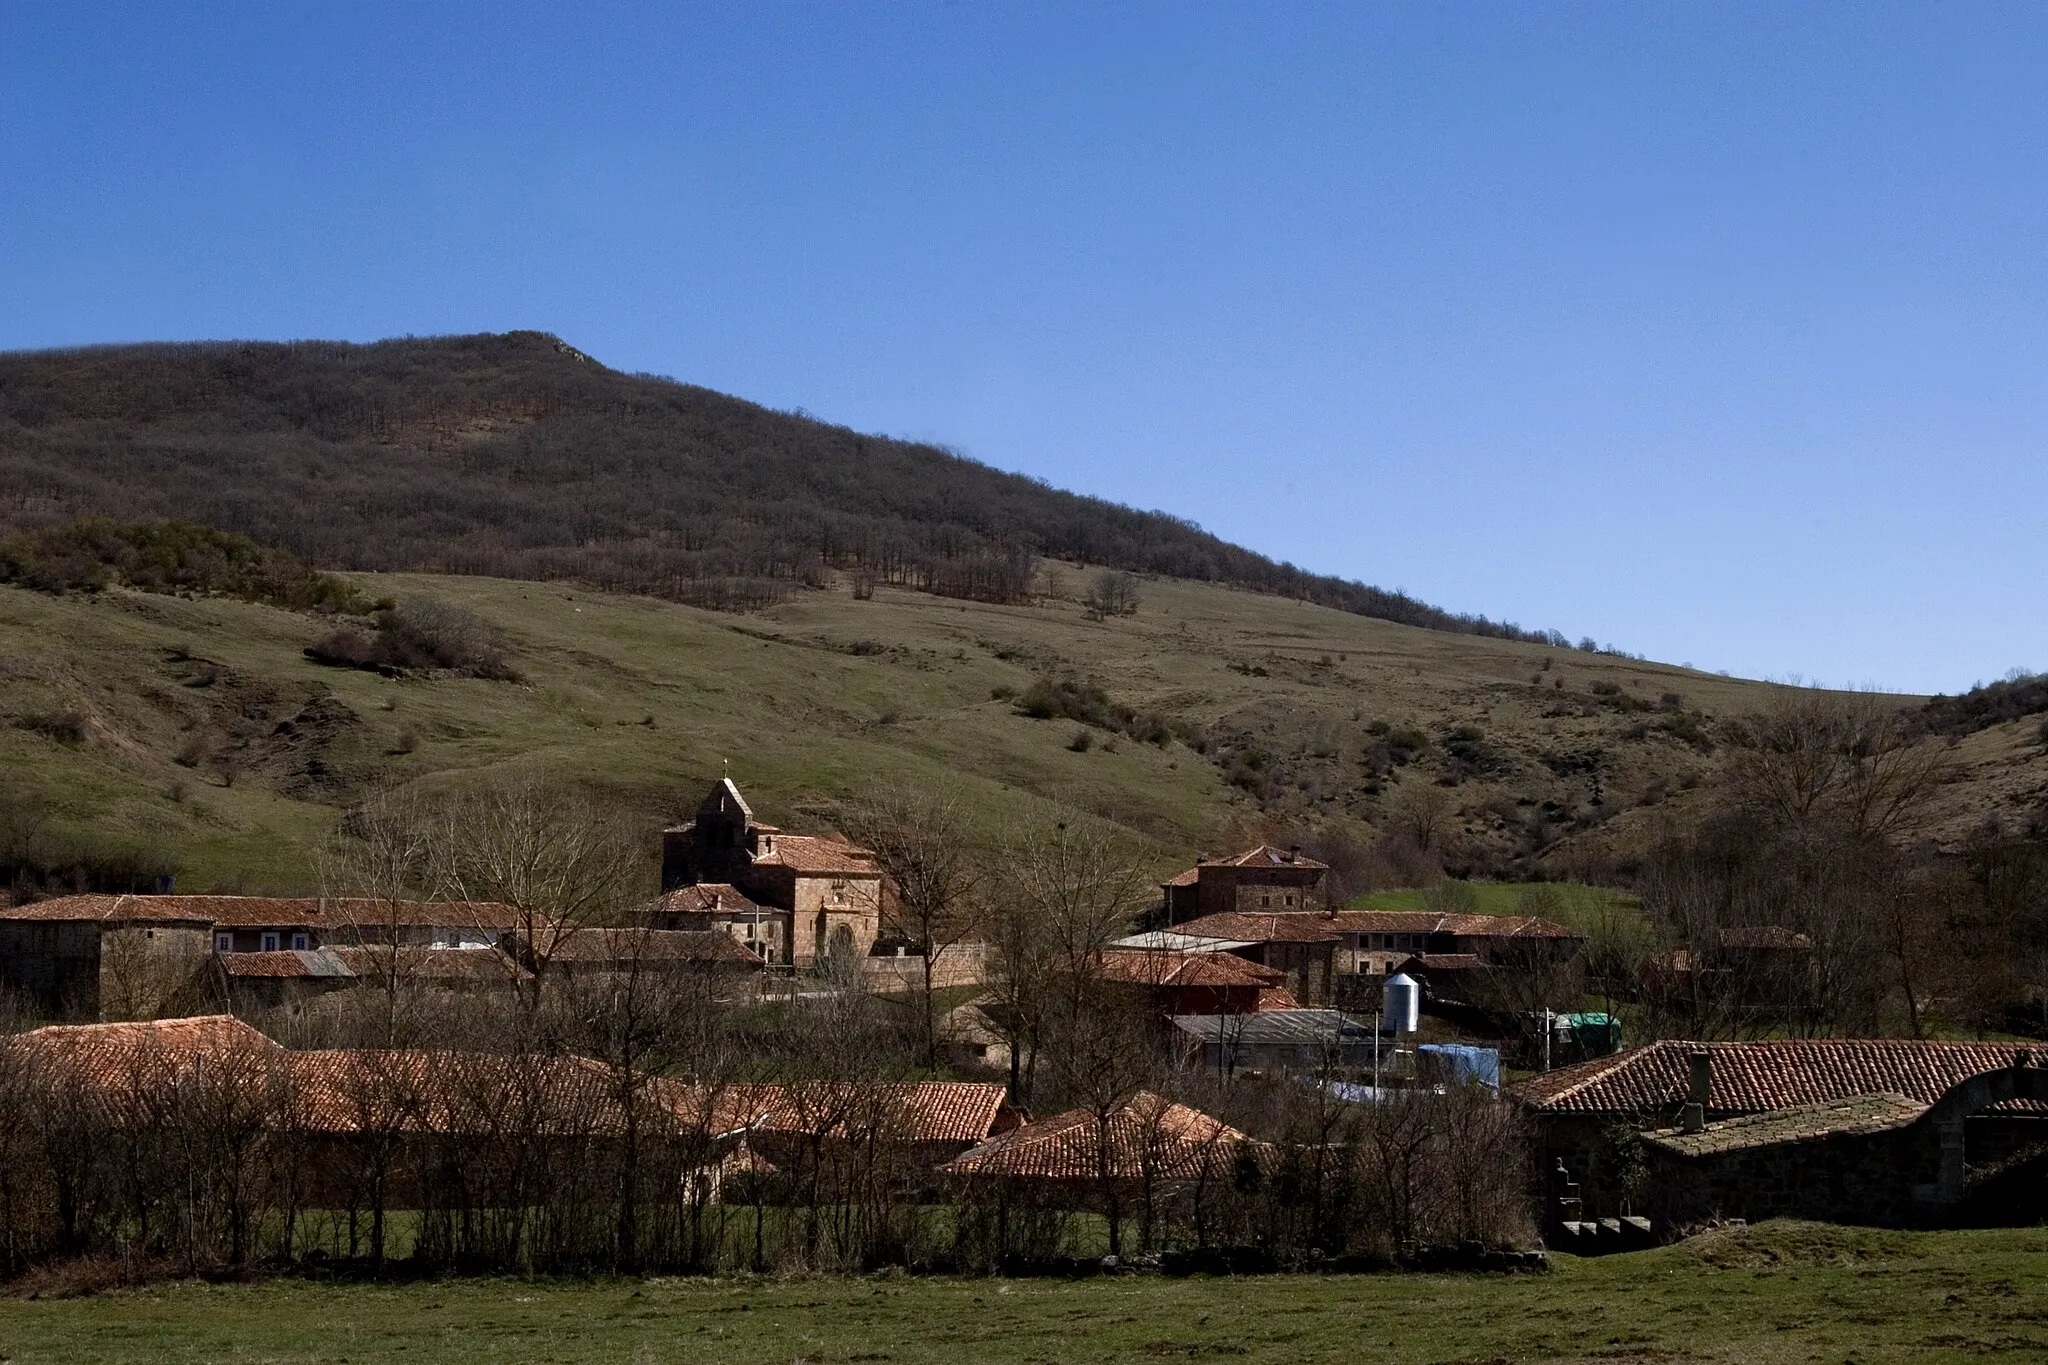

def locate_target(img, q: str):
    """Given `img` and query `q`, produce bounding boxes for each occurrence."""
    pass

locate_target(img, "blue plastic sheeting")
[1416,1043,1502,1090]
[1324,1081,1395,1104]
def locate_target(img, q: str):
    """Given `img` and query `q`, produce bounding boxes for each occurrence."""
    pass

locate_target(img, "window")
[1284,894,1295,907]
[260,932,280,952]
[291,932,309,950]
[214,932,234,953]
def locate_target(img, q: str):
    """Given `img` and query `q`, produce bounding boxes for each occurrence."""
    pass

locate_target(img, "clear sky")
[3,3,2043,694]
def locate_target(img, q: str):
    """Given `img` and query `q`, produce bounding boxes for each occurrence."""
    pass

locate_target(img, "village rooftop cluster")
[0,778,2041,1276]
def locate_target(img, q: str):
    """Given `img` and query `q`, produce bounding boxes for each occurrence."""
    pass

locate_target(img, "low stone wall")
[862,943,989,994]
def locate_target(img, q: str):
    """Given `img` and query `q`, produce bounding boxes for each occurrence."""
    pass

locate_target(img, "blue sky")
[3,3,2043,694]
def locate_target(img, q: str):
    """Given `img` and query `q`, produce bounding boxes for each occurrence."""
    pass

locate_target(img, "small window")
[260,932,280,952]
[291,932,309,951]
[215,932,234,953]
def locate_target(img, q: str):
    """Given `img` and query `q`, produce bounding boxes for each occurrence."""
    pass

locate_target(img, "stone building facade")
[658,779,883,969]
[1160,846,1328,923]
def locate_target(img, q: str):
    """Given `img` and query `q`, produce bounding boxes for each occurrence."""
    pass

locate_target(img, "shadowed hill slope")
[0,330,1558,638]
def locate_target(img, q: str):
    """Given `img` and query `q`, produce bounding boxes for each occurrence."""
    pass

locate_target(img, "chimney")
[1680,1050,1711,1134]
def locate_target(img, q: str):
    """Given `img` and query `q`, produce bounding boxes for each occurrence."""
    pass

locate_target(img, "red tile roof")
[1511,1038,2047,1117]
[1093,949,1284,989]
[1163,846,1329,887]
[939,1092,1249,1181]
[0,894,216,925]
[710,1081,1013,1145]
[221,950,353,980]
[1401,953,1488,971]
[285,1050,628,1136]
[1173,912,1345,944]
[0,894,523,931]
[752,833,880,876]
[5,1016,284,1114]
[1169,909,1577,942]
[1257,987,1303,1011]
[649,884,772,915]
[1217,846,1328,870]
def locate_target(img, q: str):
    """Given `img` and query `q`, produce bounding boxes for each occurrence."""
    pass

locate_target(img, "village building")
[1163,908,1582,1015]
[1511,1038,2048,1229]
[1171,1008,1381,1076]
[677,1079,1023,1200]
[1139,913,1338,1005]
[658,779,884,968]
[1160,846,1328,923]
[643,882,786,962]
[1091,947,1283,1017]
[938,1091,1252,1211]
[217,944,533,1014]
[0,894,522,1020]
[536,926,766,995]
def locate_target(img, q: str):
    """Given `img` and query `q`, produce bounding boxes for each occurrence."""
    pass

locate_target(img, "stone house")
[0,894,525,1020]
[1160,846,1328,923]
[643,882,787,963]
[1091,948,1282,1017]
[1153,913,1339,1005]
[1638,1054,2048,1230]
[1511,1038,2048,1222]
[659,780,884,968]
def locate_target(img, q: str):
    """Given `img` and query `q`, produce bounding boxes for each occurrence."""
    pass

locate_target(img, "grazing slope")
[3,560,2037,895]
[0,330,1554,637]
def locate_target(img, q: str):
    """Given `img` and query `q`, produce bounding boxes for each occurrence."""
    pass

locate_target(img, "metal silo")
[1383,972,1420,1034]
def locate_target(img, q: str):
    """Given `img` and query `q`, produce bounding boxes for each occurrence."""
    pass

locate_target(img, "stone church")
[653,779,883,969]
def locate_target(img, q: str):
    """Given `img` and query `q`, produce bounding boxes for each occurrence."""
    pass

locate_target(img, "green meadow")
[1,1222,2042,1364]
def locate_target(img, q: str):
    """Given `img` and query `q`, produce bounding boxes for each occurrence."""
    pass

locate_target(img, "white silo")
[1383,972,1420,1035]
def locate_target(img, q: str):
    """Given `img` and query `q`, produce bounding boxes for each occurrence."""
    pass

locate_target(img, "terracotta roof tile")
[940,1092,1249,1180]
[1220,846,1328,870]
[1094,949,1284,989]
[1511,1038,2047,1117]
[1173,912,1343,944]
[649,884,772,915]
[285,1050,627,1136]
[221,949,354,979]
[326,945,533,983]
[752,833,879,876]
[709,1081,1012,1145]
[0,894,523,931]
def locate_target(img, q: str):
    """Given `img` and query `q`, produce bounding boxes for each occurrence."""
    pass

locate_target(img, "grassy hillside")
[3,1222,2045,1363]
[9,558,2037,897]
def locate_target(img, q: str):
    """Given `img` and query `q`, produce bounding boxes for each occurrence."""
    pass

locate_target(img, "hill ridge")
[0,330,1567,641]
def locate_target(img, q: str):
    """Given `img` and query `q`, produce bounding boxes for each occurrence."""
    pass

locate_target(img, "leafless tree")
[839,790,989,1066]
[551,925,733,1269]
[1723,690,1953,842]
[414,779,649,1008]
[1082,569,1140,620]
[988,820,1153,1105]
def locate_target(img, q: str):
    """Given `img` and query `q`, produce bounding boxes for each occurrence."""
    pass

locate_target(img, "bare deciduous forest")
[0,331,1561,639]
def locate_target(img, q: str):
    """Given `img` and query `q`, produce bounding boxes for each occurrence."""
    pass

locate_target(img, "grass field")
[1,565,2037,894]
[0,1222,2043,1364]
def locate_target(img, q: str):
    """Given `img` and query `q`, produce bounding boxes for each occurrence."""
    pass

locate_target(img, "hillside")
[0,331,1554,639]
[3,560,2040,897]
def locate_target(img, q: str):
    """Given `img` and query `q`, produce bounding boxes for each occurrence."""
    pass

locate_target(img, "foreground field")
[3,1223,2045,1364]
